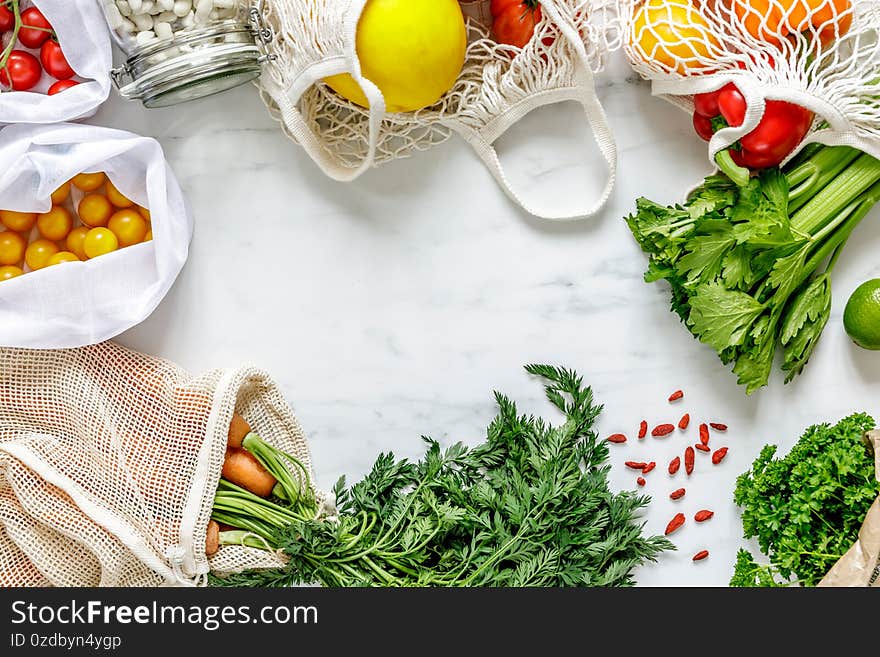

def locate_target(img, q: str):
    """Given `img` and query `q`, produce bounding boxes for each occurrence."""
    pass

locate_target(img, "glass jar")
[99,0,269,108]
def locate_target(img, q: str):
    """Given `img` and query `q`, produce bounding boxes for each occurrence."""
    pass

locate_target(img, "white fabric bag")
[256,0,624,221]
[0,123,192,349]
[0,0,113,124]
[0,341,320,586]
[623,0,880,168]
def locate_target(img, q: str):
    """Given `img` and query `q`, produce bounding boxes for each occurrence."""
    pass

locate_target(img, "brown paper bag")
[819,430,880,587]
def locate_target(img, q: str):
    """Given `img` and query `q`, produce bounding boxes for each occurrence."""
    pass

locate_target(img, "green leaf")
[687,282,766,352]
[781,275,833,381]
[675,220,737,287]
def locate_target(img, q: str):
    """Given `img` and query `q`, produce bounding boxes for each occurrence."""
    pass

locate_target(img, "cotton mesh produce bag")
[0,0,113,124]
[0,341,321,586]
[254,0,623,221]
[623,0,880,168]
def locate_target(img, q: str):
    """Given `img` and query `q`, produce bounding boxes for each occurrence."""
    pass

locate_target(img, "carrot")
[206,520,220,556]
[221,448,277,497]
[228,413,251,449]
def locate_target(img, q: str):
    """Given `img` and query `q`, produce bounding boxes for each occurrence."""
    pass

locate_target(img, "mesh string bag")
[623,0,880,168]
[0,342,323,586]
[253,0,624,221]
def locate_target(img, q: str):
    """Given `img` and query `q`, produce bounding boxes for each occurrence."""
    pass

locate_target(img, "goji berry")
[678,413,690,430]
[695,443,710,452]
[642,461,656,474]
[712,447,729,464]
[637,477,646,487]
[692,550,709,561]
[652,424,675,437]
[694,510,714,522]
[709,423,727,431]
[606,434,627,444]
[668,390,684,402]
[699,423,710,446]
[669,488,686,500]
[665,512,685,535]
[685,446,695,475]
[638,420,648,439]
[668,456,680,475]
[625,461,648,470]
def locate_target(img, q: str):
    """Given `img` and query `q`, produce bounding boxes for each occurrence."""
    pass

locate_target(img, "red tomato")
[0,51,42,91]
[491,0,543,48]
[0,6,14,33]
[41,40,75,80]
[18,7,53,49]
[48,79,79,95]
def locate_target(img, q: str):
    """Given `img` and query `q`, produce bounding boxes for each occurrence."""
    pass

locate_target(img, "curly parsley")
[731,413,878,586]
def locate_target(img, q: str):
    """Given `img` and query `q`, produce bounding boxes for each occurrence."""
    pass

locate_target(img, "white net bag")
[0,123,192,349]
[0,0,112,124]
[0,341,321,586]
[255,0,624,221]
[623,0,880,169]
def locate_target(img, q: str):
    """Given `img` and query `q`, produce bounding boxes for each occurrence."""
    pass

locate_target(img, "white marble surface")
[92,53,880,587]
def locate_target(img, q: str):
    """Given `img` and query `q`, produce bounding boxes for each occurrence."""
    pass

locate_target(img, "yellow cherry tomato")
[72,172,107,192]
[137,206,151,221]
[0,265,23,281]
[51,182,71,205]
[78,194,113,228]
[47,251,80,266]
[105,180,134,208]
[83,228,119,259]
[0,231,26,266]
[108,209,148,247]
[0,210,37,233]
[37,206,74,241]
[25,239,59,271]
[144,229,152,242]
[66,226,90,260]
[631,0,719,74]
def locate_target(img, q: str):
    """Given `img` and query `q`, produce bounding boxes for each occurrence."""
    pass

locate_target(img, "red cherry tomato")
[40,40,75,80]
[0,6,14,33]
[18,7,53,49]
[491,0,543,48]
[48,79,79,95]
[0,51,42,91]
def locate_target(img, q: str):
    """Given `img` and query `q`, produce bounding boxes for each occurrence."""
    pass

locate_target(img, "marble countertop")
[94,52,880,587]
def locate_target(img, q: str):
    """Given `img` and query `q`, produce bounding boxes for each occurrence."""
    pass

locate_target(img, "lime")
[843,279,880,350]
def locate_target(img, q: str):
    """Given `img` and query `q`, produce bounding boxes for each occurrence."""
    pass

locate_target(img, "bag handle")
[451,73,617,221]
[267,56,386,182]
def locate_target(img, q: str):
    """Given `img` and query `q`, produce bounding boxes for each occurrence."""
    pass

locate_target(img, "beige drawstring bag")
[819,430,880,587]
[0,342,321,586]
[254,0,623,221]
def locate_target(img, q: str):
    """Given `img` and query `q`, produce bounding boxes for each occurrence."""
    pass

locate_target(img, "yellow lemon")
[631,0,719,74]
[324,0,467,113]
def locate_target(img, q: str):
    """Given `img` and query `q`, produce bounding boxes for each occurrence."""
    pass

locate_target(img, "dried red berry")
[665,512,686,535]
[606,434,627,444]
[669,488,686,500]
[693,550,709,561]
[712,447,729,464]
[642,461,656,474]
[668,390,684,402]
[668,456,680,475]
[694,510,714,522]
[636,476,646,487]
[625,461,648,470]
[685,447,695,475]
[678,413,690,430]
[638,420,648,439]
[652,424,675,437]
[695,443,711,452]
[699,423,710,446]
[709,423,727,431]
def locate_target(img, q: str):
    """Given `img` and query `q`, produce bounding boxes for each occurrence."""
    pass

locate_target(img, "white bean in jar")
[102,0,240,48]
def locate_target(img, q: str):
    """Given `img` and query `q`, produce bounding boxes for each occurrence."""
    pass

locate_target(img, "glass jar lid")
[112,21,263,108]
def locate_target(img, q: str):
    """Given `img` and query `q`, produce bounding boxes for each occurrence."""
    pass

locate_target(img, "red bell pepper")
[692,83,813,185]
